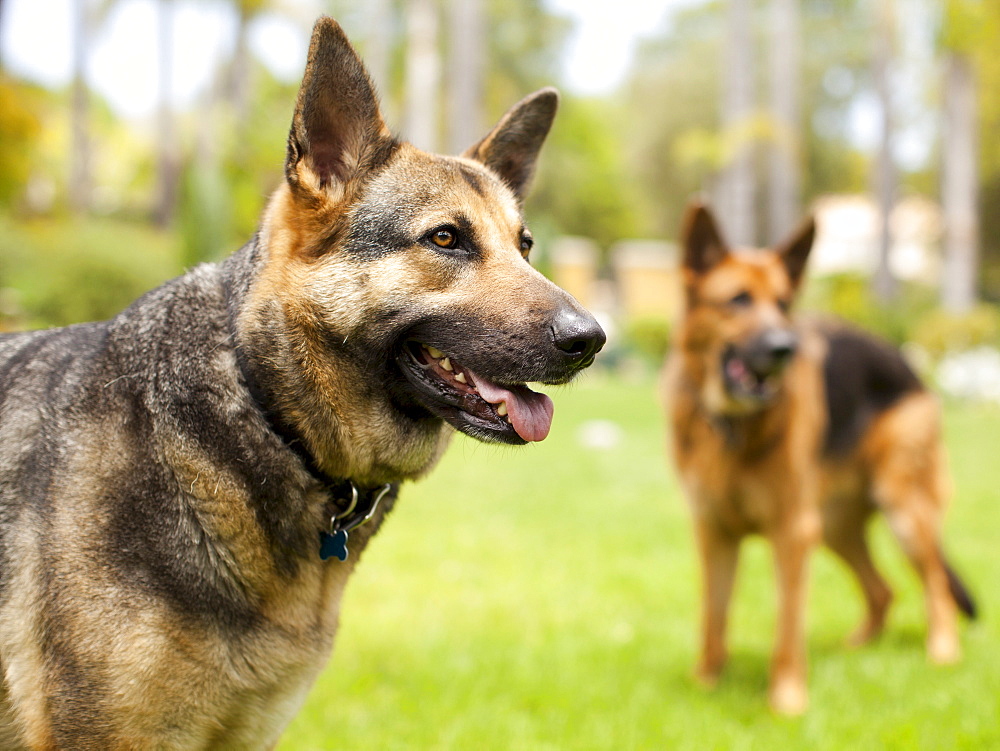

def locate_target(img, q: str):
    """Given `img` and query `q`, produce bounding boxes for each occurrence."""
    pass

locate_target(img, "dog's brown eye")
[431,228,457,249]
[729,291,753,307]
[520,234,534,256]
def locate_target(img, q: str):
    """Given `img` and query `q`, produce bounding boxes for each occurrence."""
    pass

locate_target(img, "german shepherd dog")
[664,203,975,715]
[0,18,604,749]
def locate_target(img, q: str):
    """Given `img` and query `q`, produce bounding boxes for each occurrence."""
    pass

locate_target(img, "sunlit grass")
[279,373,999,750]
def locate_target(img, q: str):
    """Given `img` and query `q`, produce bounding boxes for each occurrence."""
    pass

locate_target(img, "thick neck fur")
[222,234,451,487]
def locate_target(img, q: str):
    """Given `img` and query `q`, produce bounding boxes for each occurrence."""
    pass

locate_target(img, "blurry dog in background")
[663,202,975,714]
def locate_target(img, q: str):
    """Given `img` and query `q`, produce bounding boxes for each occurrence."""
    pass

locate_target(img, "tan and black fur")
[0,18,603,749]
[663,203,974,715]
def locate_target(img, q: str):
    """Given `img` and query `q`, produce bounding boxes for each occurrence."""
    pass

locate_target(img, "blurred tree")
[939,0,989,312]
[940,52,978,313]
[446,0,484,154]
[717,0,756,246]
[871,0,898,303]
[483,0,569,120]
[154,0,179,227]
[230,0,269,146]
[0,0,6,72]
[403,0,440,151]
[530,97,642,252]
[768,0,801,242]
[621,1,871,243]
[960,3,1000,299]
[360,0,393,118]
[70,0,95,213]
[0,79,42,207]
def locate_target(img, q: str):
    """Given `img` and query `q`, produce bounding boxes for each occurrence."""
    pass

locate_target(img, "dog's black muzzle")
[744,328,798,380]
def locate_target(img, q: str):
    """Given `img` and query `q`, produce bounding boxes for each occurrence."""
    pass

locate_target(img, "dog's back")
[0,265,346,747]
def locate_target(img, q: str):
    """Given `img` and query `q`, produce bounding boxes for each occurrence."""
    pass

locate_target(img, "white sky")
[0,0,699,119]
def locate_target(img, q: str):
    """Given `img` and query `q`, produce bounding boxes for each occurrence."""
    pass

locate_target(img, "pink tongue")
[471,376,554,442]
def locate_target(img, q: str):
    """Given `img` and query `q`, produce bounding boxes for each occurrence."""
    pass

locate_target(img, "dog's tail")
[943,554,978,620]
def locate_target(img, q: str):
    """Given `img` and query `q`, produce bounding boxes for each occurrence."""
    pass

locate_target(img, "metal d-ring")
[333,483,359,521]
[351,483,392,530]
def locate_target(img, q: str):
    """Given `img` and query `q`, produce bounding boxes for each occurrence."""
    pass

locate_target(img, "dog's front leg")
[693,519,741,686]
[768,505,820,715]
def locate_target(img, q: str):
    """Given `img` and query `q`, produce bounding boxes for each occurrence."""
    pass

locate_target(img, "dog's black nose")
[747,328,798,377]
[551,307,606,367]
[765,328,798,362]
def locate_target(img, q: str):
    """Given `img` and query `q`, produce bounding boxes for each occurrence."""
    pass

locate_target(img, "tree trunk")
[941,52,979,313]
[717,0,756,246]
[871,0,897,303]
[363,0,392,117]
[154,0,178,227]
[0,0,7,73]
[231,6,251,124]
[403,0,440,152]
[70,0,92,214]
[767,0,801,242]
[446,0,484,155]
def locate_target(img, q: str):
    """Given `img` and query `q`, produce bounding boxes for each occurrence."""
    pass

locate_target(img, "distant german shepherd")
[663,202,975,715]
[0,17,604,748]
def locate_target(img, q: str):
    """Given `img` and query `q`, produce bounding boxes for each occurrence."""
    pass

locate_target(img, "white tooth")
[440,357,453,371]
[496,400,507,416]
[426,346,444,359]
[454,371,467,384]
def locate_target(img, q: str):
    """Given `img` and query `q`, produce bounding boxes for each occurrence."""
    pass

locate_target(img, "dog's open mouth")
[722,348,779,403]
[397,342,554,445]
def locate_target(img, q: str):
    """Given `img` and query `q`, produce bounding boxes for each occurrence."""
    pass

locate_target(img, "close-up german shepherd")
[663,202,976,715]
[0,16,604,749]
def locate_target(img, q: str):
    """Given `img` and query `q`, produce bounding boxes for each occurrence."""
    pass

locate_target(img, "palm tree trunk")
[154,0,178,227]
[446,0,484,155]
[364,0,392,116]
[70,0,92,214]
[718,0,756,246]
[767,0,800,242]
[941,52,979,313]
[871,0,897,303]
[403,0,440,152]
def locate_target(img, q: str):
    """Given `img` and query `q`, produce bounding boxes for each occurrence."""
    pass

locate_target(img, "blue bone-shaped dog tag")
[319,529,349,561]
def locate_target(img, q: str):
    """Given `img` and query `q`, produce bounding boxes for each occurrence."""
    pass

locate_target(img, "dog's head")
[239,18,604,480]
[676,202,815,415]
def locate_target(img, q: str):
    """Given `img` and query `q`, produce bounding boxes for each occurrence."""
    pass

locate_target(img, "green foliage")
[178,162,233,267]
[0,213,181,328]
[909,304,1000,357]
[800,274,938,346]
[278,376,999,750]
[532,97,643,250]
[0,78,43,206]
[620,314,673,366]
[485,0,571,116]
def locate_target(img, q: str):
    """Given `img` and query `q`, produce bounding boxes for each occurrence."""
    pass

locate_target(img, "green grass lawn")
[278,372,1000,750]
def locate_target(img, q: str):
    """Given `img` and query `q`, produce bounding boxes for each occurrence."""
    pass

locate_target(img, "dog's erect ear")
[462,88,559,202]
[777,216,816,290]
[681,202,729,274]
[285,17,393,197]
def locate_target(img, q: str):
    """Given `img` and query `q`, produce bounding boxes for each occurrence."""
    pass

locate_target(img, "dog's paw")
[928,633,961,665]
[769,678,808,716]
[694,661,724,689]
